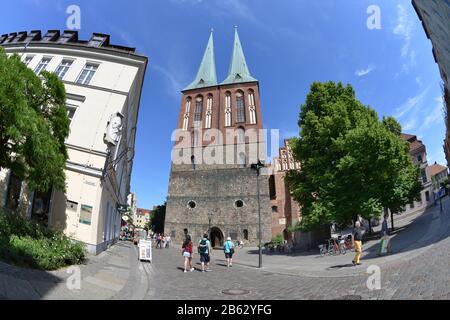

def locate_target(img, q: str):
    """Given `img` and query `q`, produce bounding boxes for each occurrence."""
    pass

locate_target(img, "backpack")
[198,239,208,254]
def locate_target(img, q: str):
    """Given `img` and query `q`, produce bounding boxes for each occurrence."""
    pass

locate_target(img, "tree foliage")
[286,82,422,231]
[0,48,69,192]
[147,203,166,234]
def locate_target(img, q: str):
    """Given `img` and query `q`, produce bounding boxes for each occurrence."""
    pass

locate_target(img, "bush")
[271,234,284,247]
[0,211,86,270]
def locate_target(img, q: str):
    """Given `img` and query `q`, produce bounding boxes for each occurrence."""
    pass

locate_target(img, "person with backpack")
[223,237,235,268]
[198,234,212,272]
[182,235,194,273]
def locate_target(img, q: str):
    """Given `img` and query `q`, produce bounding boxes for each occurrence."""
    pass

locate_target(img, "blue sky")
[1,0,446,209]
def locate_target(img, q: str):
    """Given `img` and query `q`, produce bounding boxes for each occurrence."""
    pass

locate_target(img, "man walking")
[223,237,235,268]
[198,234,212,272]
[378,214,392,255]
[352,221,363,266]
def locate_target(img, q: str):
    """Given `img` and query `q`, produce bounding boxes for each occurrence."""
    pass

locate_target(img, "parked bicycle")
[319,237,348,256]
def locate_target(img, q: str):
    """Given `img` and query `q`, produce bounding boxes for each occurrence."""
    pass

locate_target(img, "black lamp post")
[251,159,264,268]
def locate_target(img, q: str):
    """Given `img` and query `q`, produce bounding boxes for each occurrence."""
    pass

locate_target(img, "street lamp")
[251,159,264,269]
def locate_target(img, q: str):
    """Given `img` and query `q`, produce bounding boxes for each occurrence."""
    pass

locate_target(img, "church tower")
[165,28,271,246]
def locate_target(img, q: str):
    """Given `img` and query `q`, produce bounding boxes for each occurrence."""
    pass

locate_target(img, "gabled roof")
[401,133,416,142]
[183,31,218,91]
[221,27,257,85]
[427,163,448,177]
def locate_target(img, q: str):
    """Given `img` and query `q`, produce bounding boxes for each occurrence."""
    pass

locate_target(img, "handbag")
[230,247,235,254]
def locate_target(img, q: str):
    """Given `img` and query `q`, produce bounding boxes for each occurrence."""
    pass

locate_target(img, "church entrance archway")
[209,227,224,248]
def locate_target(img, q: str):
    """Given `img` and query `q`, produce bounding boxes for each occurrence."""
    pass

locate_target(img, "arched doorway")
[209,227,224,248]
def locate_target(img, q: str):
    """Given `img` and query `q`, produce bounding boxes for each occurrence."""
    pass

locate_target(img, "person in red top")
[182,235,194,273]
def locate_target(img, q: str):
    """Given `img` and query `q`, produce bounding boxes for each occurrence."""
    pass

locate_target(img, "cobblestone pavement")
[1,198,449,300]
[145,199,450,300]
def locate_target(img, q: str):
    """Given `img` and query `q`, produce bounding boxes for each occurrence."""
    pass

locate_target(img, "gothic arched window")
[225,92,232,127]
[194,96,203,127]
[236,91,245,123]
[205,94,213,129]
[248,89,256,125]
[182,97,191,131]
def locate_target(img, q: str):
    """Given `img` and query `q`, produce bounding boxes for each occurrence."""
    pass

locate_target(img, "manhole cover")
[336,295,362,300]
[222,289,250,296]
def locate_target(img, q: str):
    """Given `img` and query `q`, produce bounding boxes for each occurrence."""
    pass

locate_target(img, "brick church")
[164,28,274,246]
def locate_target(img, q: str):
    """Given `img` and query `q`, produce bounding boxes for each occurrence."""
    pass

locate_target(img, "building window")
[24,55,34,66]
[182,98,191,131]
[66,200,78,211]
[55,59,73,79]
[191,155,196,170]
[421,169,428,183]
[409,202,414,209]
[236,91,246,123]
[89,35,107,47]
[205,95,213,129]
[235,200,244,208]
[425,191,430,201]
[187,200,197,209]
[417,155,423,163]
[66,105,77,125]
[269,175,276,200]
[225,92,232,127]
[76,63,98,85]
[248,90,257,124]
[272,206,278,213]
[243,229,249,241]
[34,57,52,75]
[194,96,203,126]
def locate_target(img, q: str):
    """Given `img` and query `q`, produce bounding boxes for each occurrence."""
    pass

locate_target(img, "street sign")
[139,240,152,262]
[117,204,129,213]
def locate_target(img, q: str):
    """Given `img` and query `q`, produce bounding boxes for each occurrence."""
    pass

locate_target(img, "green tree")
[149,203,166,234]
[286,81,422,231]
[0,48,69,192]
[382,116,402,136]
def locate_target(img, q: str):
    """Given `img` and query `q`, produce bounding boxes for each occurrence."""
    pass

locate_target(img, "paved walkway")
[225,198,450,277]
[1,197,449,300]
[0,241,150,300]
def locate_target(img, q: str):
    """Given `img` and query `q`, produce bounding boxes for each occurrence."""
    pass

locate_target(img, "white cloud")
[415,76,423,86]
[419,96,444,131]
[151,64,187,99]
[395,87,430,119]
[393,3,416,73]
[402,118,417,131]
[355,64,375,77]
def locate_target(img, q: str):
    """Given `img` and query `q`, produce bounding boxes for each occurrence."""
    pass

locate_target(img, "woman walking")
[182,235,194,273]
[223,237,235,268]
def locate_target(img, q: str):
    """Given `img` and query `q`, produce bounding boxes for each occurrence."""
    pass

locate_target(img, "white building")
[0,30,148,254]
[400,133,434,215]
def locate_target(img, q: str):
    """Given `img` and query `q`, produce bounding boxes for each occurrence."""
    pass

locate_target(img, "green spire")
[183,30,218,91]
[221,26,257,85]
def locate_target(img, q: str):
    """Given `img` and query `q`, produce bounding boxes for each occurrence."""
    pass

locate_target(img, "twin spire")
[183,27,257,91]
